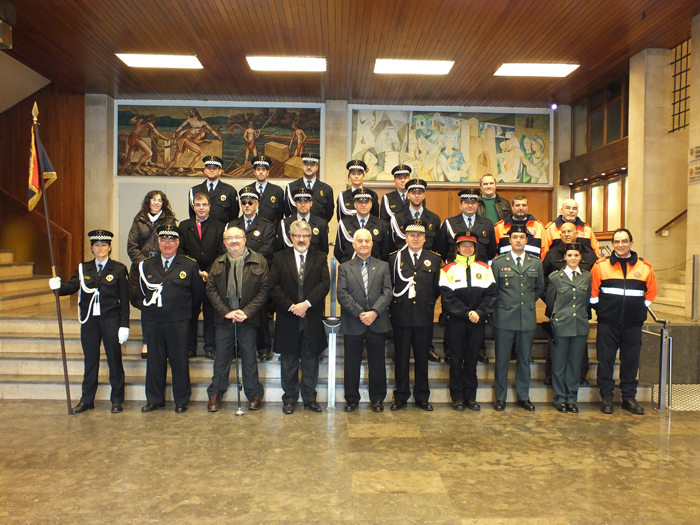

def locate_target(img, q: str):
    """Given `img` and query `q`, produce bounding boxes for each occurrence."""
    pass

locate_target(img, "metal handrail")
[654,209,687,234]
[642,306,672,411]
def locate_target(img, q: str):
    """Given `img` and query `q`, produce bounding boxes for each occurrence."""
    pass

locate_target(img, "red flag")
[28,122,57,211]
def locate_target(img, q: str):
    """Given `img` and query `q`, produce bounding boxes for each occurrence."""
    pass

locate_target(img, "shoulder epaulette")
[185,255,198,262]
[474,260,490,268]
[640,257,653,267]
[430,250,441,257]
[494,219,505,227]
[389,249,399,256]
[544,221,555,229]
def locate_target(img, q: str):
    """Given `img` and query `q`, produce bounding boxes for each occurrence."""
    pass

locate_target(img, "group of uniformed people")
[50,155,656,416]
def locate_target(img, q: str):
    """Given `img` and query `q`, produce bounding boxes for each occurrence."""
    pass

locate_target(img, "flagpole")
[33,104,73,415]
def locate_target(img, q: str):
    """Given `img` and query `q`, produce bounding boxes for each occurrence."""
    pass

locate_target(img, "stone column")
[686,14,700,316]
[323,100,349,239]
[553,105,572,215]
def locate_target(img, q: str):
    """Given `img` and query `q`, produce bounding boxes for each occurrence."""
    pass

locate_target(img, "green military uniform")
[492,251,544,402]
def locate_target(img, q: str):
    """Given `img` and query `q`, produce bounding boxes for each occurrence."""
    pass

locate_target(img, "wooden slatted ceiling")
[3,0,698,106]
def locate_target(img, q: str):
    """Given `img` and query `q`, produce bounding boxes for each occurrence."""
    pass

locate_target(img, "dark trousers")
[596,322,643,400]
[545,343,589,381]
[550,334,588,404]
[280,321,319,404]
[495,328,535,401]
[208,322,263,401]
[189,296,215,354]
[256,301,272,355]
[145,320,191,405]
[392,324,431,403]
[79,314,124,404]
[447,317,485,403]
[344,328,387,403]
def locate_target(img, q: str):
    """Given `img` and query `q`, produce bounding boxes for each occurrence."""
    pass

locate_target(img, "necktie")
[299,254,305,285]
[208,183,213,192]
[360,218,366,229]
[258,184,263,194]
[401,193,406,203]
[164,260,169,271]
[467,217,473,230]
[196,221,202,239]
[306,180,312,190]
[414,211,419,220]
[573,270,579,278]
[246,219,252,230]
[413,253,419,266]
[97,263,103,275]
[361,260,369,295]
[302,217,307,223]
[516,256,522,272]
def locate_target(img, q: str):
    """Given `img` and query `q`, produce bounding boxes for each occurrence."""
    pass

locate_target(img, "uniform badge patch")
[482,231,487,237]
[476,273,482,279]
[429,224,434,230]
[85,276,91,280]
[424,260,431,267]
[313,227,319,235]
[179,271,187,279]
[320,190,324,197]
[106,275,114,282]
[271,196,276,203]
[221,195,227,201]
[634,271,641,278]
[254,230,261,236]
[373,228,379,236]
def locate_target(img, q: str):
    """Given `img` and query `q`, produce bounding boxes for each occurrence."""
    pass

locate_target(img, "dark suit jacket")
[275,214,329,254]
[130,254,205,322]
[388,249,441,327]
[284,177,335,222]
[380,190,408,221]
[436,213,497,263]
[337,257,392,335]
[268,249,330,356]
[60,258,130,327]
[177,217,225,272]
[336,187,379,222]
[334,215,391,263]
[256,182,285,226]
[389,207,441,252]
[189,180,240,224]
[227,215,276,259]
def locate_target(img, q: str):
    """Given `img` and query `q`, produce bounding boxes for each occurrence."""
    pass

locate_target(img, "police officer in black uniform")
[251,154,285,227]
[188,155,240,224]
[334,188,391,263]
[380,164,412,221]
[276,187,329,254]
[284,153,334,222]
[389,178,441,252]
[131,225,205,413]
[50,230,129,414]
[227,186,276,259]
[336,159,379,221]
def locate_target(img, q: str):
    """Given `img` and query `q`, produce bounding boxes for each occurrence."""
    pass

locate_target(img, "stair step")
[0,276,52,295]
[0,291,70,311]
[657,283,686,301]
[0,263,34,279]
[0,251,14,264]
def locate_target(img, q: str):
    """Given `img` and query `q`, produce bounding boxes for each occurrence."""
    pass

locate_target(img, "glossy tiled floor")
[1,399,700,524]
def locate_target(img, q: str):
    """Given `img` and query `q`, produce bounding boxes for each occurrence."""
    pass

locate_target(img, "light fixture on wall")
[494,63,579,77]
[246,56,326,72]
[115,54,203,68]
[550,102,558,110]
[374,59,454,75]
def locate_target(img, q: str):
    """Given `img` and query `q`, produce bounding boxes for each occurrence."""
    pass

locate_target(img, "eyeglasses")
[291,234,310,240]
[159,237,177,243]
[224,236,245,242]
[241,200,256,206]
[204,165,220,170]
[613,239,630,245]
[193,203,210,208]
[150,198,163,203]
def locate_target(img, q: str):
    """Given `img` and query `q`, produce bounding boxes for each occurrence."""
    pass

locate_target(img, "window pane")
[574,190,587,222]
[607,100,622,143]
[590,110,604,150]
[591,90,604,109]
[574,102,587,156]
[607,180,622,231]
[591,184,604,232]
[607,80,622,100]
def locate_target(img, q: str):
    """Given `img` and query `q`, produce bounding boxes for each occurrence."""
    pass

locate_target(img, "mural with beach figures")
[350,108,551,184]
[116,105,321,179]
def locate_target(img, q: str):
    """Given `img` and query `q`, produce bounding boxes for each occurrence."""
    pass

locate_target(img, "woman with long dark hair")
[127,190,177,358]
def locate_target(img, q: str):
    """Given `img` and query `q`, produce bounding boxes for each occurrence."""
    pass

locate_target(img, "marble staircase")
[0,249,69,311]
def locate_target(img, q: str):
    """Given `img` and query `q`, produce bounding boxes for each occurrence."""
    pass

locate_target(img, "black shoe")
[517,400,535,412]
[111,402,123,413]
[345,401,358,413]
[579,378,590,386]
[452,401,466,412]
[188,349,197,358]
[494,400,506,411]
[390,399,407,411]
[371,401,384,413]
[621,398,645,415]
[543,377,553,386]
[600,398,614,414]
[566,403,579,413]
[443,356,451,365]
[205,350,216,360]
[416,400,433,412]
[283,403,295,415]
[71,402,94,415]
[477,352,489,364]
[554,403,568,413]
[174,403,188,413]
[466,401,481,411]
[305,401,323,413]
[427,350,441,363]
[141,402,165,413]
[259,352,273,361]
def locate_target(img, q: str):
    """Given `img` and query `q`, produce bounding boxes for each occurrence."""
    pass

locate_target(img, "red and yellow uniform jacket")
[494,214,546,260]
[590,251,657,326]
[543,216,600,257]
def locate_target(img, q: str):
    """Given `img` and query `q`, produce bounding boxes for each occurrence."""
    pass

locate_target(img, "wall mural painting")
[351,108,551,185]
[116,105,321,178]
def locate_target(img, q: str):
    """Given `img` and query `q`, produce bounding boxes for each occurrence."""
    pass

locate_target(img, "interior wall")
[0,83,85,277]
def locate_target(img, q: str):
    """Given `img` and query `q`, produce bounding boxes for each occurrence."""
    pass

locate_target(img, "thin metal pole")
[233,321,244,416]
[692,254,699,322]
[658,328,670,412]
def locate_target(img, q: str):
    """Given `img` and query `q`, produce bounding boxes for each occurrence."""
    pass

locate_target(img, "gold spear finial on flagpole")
[32,101,39,123]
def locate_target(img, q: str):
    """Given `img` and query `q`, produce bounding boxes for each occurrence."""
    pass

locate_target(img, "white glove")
[118,327,130,344]
[49,277,61,290]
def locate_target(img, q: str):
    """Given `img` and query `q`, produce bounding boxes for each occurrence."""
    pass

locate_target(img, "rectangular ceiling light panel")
[115,54,203,69]
[494,63,579,77]
[246,56,327,72]
[374,59,454,75]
